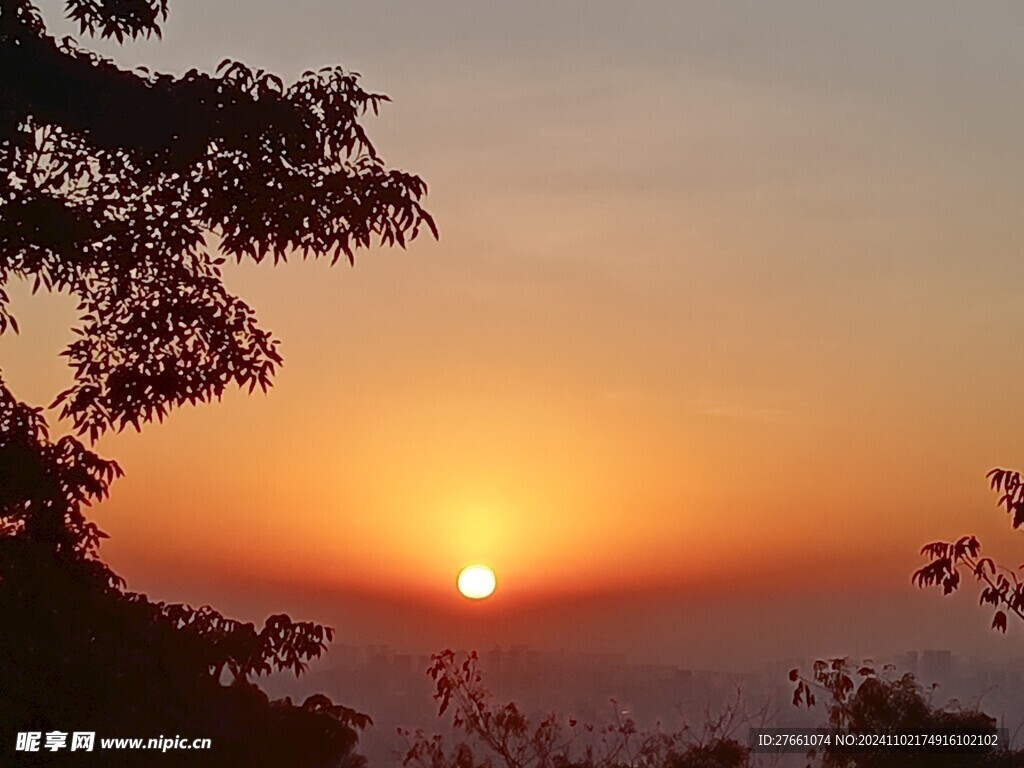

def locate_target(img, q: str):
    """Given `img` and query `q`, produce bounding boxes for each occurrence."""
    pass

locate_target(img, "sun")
[457,565,497,600]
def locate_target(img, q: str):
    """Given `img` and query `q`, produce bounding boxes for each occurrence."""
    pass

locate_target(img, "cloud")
[689,399,789,423]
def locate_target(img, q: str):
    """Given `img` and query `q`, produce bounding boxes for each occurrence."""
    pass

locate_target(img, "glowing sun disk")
[457,565,496,600]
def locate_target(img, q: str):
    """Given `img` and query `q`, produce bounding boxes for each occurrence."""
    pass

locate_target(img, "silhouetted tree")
[400,650,751,768]
[0,377,372,766]
[0,0,435,439]
[1,0,434,764]
[914,469,1024,635]
[791,658,1020,768]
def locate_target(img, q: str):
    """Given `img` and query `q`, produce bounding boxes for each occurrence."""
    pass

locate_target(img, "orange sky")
[4,0,1024,666]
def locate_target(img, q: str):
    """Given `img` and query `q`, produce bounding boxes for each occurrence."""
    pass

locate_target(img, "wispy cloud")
[688,399,789,423]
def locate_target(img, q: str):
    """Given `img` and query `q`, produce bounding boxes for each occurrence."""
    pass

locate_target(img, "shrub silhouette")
[791,658,1021,768]
[1,0,434,764]
[400,650,751,768]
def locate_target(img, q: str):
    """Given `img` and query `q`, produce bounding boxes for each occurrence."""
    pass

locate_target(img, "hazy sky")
[4,0,1024,667]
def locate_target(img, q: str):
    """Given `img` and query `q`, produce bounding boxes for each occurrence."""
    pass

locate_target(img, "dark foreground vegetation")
[0,380,373,767]
[791,658,1023,768]
[400,649,751,768]
[396,650,1023,768]
[1,0,430,764]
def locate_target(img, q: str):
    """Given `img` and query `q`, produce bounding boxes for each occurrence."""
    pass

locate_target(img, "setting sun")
[457,565,497,600]
[9,5,1024,763]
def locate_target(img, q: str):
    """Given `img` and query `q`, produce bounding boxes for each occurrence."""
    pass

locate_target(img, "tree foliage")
[790,658,1018,768]
[914,469,1024,634]
[0,377,371,766]
[1,0,436,439]
[400,650,751,768]
[1,1,434,763]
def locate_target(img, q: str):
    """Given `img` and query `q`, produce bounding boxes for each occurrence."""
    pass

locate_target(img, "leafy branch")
[913,469,1024,634]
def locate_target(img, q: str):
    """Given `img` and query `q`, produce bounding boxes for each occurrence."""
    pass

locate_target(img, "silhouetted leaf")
[993,611,1008,633]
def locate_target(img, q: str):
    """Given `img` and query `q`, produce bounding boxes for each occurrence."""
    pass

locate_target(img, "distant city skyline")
[267,642,1024,766]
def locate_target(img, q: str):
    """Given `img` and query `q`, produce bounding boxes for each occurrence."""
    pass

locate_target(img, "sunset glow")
[457,565,497,600]
[2,0,1024,669]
